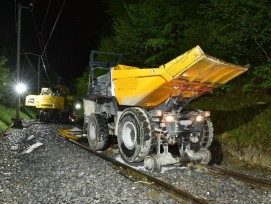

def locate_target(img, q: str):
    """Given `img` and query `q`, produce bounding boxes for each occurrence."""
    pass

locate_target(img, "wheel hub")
[89,122,96,140]
[144,154,161,172]
[122,121,136,149]
[144,156,155,171]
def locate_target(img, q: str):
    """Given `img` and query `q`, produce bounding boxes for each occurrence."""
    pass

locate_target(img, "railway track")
[189,163,271,191]
[58,134,209,204]
[56,128,271,203]
[14,122,270,203]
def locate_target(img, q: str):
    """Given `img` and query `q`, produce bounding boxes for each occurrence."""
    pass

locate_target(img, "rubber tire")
[200,118,213,149]
[87,113,108,151]
[39,110,45,122]
[182,109,213,149]
[117,107,156,163]
[39,110,49,122]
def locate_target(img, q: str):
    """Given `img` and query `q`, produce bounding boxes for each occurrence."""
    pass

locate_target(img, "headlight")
[75,103,81,110]
[203,111,210,117]
[154,110,163,117]
[164,115,175,123]
[195,115,204,122]
[160,122,166,127]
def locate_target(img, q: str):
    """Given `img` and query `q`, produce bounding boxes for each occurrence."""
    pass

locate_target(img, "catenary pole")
[15,3,22,126]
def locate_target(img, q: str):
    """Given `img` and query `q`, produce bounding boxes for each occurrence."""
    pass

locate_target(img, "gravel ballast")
[0,124,178,204]
[1,123,271,203]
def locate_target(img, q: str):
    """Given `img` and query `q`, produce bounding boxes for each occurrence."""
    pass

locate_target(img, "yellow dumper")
[83,46,247,172]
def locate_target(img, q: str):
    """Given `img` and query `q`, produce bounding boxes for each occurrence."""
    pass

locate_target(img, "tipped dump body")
[112,46,247,107]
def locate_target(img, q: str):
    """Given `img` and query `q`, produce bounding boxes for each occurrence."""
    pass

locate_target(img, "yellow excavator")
[25,86,74,122]
[60,46,247,172]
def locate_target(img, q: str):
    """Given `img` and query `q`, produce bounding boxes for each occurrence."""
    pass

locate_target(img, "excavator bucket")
[112,46,247,107]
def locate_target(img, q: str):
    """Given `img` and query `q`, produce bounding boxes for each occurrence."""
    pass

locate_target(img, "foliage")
[100,0,203,67]
[202,0,271,61]
[98,0,271,91]
[224,105,271,146]
[0,105,35,132]
[76,67,89,99]
[213,85,232,96]
[198,0,271,89]
[252,63,271,89]
[0,56,10,100]
[188,86,271,148]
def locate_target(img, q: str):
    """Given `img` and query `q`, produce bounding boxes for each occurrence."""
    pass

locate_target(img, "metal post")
[16,3,22,120]
[13,3,23,128]
[38,56,40,94]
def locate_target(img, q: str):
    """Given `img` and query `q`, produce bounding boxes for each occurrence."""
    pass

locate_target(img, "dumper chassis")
[83,47,247,172]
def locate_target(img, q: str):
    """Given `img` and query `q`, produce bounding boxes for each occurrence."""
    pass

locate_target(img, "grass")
[221,105,271,146]
[187,83,271,148]
[0,105,36,133]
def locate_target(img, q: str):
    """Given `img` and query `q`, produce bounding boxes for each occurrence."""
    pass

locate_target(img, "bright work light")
[164,115,175,123]
[15,83,27,94]
[75,103,81,110]
[195,115,204,122]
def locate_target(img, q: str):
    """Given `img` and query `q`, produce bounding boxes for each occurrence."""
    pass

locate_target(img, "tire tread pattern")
[88,113,109,150]
[118,107,156,162]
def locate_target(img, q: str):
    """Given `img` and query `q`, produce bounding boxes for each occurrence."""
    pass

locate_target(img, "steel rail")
[188,163,271,191]
[57,133,209,204]
[207,165,271,191]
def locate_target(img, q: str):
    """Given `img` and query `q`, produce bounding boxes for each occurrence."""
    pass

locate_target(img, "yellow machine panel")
[25,88,64,110]
[25,95,37,107]
[36,95,64,109]
[25,94,64,110]
[112,46,247,107]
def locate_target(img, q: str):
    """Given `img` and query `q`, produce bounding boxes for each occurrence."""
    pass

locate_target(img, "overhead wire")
[40,35,50,68]
[21,49,38,84]
[20,48,38,75]
[41,0,67,59]
[38,0,69,86]
[37,0,52,77]
[14,0,69,89]
[40,0,52,34]
[14,0,51,86]
[30,10,51,84]
[20,51,55,88]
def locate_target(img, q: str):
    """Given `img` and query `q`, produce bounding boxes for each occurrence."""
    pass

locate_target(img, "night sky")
[0,0,108,87]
